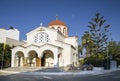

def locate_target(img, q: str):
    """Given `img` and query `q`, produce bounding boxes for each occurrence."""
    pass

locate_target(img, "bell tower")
[48,16,68,36]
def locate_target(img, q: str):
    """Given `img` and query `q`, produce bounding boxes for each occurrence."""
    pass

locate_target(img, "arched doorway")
[28,50,40,67]
[41,50,54,67]
[14,51,24,67]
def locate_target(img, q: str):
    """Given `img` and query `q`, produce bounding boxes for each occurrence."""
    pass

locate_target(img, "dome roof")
[48,20,66,26]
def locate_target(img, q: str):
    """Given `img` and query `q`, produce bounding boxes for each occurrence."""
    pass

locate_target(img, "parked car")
[66,64,73,70]
[66,64,80,70]
[81,64,93,71]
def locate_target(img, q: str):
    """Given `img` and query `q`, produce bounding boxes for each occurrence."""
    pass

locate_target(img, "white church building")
[11,18,79,68]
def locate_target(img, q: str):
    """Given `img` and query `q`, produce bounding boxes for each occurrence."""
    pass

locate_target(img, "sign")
[110,60,117,70]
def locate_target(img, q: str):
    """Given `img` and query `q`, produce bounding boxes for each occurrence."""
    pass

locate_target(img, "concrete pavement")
[0,67,120,76]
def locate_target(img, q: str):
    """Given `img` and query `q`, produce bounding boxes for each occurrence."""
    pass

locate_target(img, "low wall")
[93,67,104,71]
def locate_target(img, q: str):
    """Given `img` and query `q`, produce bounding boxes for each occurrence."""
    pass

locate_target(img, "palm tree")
[82,32,94,57]
[78,45,82,54]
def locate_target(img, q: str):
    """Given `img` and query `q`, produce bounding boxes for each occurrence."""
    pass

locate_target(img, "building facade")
[0,28,24,46]
[11,19,79,68]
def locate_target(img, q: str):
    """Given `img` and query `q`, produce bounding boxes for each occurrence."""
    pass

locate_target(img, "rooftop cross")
[56,14,58,20]
[40,22,43,26]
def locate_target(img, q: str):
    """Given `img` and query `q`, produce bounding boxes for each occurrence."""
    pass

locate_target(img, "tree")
[78,45,82,55]
[82,32,94,56]
[0,43,12,68]
[88,13,110,56]
[81,13,111,67]
[9,26,14,30]
[108,41,120,66]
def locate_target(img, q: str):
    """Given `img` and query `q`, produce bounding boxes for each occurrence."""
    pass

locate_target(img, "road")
[0,70,120,81]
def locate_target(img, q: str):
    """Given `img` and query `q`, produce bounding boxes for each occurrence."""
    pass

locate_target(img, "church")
[11,18,79,68]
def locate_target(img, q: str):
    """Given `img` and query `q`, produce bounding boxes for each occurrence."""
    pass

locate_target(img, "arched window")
[34,32,50,43]
[57,27,61,31]
[51,27,54,29]
[63,28,66,34]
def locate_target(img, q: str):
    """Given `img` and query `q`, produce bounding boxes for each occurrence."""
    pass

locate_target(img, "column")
[11,52,15,67]
[54,51,58,68]
[20,57,23,67]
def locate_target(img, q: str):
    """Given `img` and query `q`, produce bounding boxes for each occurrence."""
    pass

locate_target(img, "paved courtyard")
[0,69,120,81]
[0,67,120,75]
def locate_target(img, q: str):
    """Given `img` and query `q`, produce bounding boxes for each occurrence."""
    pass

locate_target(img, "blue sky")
[0,0,120,43]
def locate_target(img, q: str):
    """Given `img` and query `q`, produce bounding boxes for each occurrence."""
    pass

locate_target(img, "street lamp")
[106,43,109,69]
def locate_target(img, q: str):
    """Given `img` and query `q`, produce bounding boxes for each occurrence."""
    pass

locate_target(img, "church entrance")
[14,51,24,67]
[41,50,54,67]
[27,50,40,67]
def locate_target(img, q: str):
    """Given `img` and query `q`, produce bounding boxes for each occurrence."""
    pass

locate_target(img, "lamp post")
[106,38,112,69]
[106,44,109,69]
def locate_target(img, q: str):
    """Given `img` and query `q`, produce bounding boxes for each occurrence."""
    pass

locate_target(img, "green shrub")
[83,54,109,67]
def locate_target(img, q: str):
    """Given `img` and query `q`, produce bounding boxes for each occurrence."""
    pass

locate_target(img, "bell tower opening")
[48,16,68,36]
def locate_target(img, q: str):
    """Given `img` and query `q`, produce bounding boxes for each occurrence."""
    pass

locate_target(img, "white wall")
[0,37,6,43]
[57,31,65,41]
[0,29,6,38]
[26,27,57,43]
[65,36,78,48]
[6,38,25,46]
[62,44,71,66]
[7,29,19,40]
[46,28,57,42]
[0,28,20,42]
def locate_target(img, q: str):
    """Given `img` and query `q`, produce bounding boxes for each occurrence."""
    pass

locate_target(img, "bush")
[83,54,107,67]
[79,59,84,65]
[116,58,120,67]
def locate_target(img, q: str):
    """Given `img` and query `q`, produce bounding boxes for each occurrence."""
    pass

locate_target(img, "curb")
[0,70,20,74]
[0,69,120,75]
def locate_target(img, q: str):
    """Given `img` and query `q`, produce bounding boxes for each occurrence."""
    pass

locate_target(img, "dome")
[48,20,66,26]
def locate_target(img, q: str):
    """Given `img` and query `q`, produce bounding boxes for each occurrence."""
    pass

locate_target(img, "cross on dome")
[48,15,66,26]
[48,15,68,37]
[56,14,58,20]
